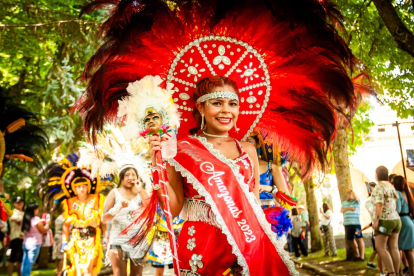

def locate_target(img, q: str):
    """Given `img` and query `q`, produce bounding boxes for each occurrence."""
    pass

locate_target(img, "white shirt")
[321,209,332,226]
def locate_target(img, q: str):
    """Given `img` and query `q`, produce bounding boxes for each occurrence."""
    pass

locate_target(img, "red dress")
[176,141,255,275]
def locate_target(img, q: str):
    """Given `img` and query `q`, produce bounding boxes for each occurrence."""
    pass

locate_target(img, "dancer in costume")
[247,131,294,209]
[147,206,184,276]
[77,128,152,275]
[39,154,111,276]
[74,1,374,274]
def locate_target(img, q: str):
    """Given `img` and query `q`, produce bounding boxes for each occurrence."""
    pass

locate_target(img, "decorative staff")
[117,75,181,276]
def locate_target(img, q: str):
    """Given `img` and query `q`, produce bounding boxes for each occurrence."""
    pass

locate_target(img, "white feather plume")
[117,75,180,140]
[77,126,151,186]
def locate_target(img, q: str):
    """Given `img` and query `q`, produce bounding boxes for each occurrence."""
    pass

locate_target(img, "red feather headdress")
[74,0,365,176]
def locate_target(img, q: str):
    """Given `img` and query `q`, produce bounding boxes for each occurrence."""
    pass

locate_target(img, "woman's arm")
[149,136,185,217]
[240,142,260,201]
[136,182,151,208]
[372,202,383,231]
[322,212,331,219]
[101,190,116,224]
[397,193,402,213]
[36,220,49,235]
[270,163,290,195]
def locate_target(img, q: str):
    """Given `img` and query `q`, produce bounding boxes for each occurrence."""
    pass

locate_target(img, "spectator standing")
[394,176,414,276]
[7,197,24,276]
[320,203,337,257]
[21,203,50,276]
[291,208,308,258]
[52,211,65,276]
[298,205,310,252]
[372,166,401,276]
[0,220,8,268]
[341,189,365,261]
[358,182,386,275]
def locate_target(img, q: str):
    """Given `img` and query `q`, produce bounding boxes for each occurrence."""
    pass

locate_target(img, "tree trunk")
[37,246,50,268]
[303,178,323,252]
[333,121,353,202]
[372,0,414,58]
[333,119,354,260]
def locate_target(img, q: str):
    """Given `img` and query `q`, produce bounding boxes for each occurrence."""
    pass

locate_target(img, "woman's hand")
[372,220,379,231]
[103,237,108,249]
[259,185,272,193]
[135,180,143,192]
[120,201,129,210]
[149,135,162,165]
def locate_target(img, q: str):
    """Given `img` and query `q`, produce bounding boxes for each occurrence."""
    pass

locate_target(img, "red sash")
[168,137,295,276]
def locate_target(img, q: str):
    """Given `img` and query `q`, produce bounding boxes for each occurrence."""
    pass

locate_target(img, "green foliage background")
[0,0,103,199]
[0,0,413,200]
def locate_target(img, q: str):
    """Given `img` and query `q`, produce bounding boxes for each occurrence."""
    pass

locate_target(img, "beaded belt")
[180,198,220,228]
[72,226,96,240]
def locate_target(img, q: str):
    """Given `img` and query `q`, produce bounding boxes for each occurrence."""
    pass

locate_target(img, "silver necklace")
[202,130,228,146]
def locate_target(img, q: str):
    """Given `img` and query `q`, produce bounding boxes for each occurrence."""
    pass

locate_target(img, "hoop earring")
[235,121,240,132]
[201,114,205,130]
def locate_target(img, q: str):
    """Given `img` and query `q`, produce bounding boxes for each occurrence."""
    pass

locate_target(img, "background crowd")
[288,165,414,276]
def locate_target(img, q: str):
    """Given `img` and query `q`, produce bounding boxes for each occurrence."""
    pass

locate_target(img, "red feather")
[74,0,374,176]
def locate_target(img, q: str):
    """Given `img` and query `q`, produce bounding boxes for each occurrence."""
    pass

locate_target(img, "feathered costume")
[77,127,154,266]
[39,154,112,276]
[0,87,48,218]
[73,0,372,275]
[147,205,185,267]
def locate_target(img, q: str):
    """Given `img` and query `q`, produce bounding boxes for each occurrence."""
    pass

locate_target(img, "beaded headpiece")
[39,154,113,208]
[166,37,270,140]
[196,91,239,103]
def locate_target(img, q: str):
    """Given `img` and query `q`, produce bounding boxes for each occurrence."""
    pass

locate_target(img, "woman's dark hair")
[393,176,414,219]
[118,166,138,186]
[375,166,389,181]
[190,76,239,135]
[291,208,298,216]
[21,202,39,232]
[389,174,397,183]
[322,203,331,213]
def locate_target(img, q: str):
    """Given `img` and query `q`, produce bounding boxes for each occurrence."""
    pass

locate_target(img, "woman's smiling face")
[198,84,240,134]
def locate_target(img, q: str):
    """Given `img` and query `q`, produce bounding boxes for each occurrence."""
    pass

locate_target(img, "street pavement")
[141,263,315,275]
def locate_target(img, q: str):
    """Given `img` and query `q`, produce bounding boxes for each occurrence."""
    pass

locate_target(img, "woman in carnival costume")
[247,130,296,210]
[74,0,374,275]
[77,128,152,276]
[39,154,112,276]
[247,131,296,238]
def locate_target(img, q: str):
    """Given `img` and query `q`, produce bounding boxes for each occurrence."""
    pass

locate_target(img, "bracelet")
[152,183,161,190]
[150,166,158,173]
[271,185,278,195]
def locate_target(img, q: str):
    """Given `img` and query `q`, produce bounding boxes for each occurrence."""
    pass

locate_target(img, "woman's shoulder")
[238,141,257,157]
[32,216,41,225]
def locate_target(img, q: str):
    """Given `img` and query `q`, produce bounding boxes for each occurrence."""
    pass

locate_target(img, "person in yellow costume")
[40,154,111,276]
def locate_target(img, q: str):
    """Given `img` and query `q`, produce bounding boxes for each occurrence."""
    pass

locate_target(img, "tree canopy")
[334,0,414,119]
